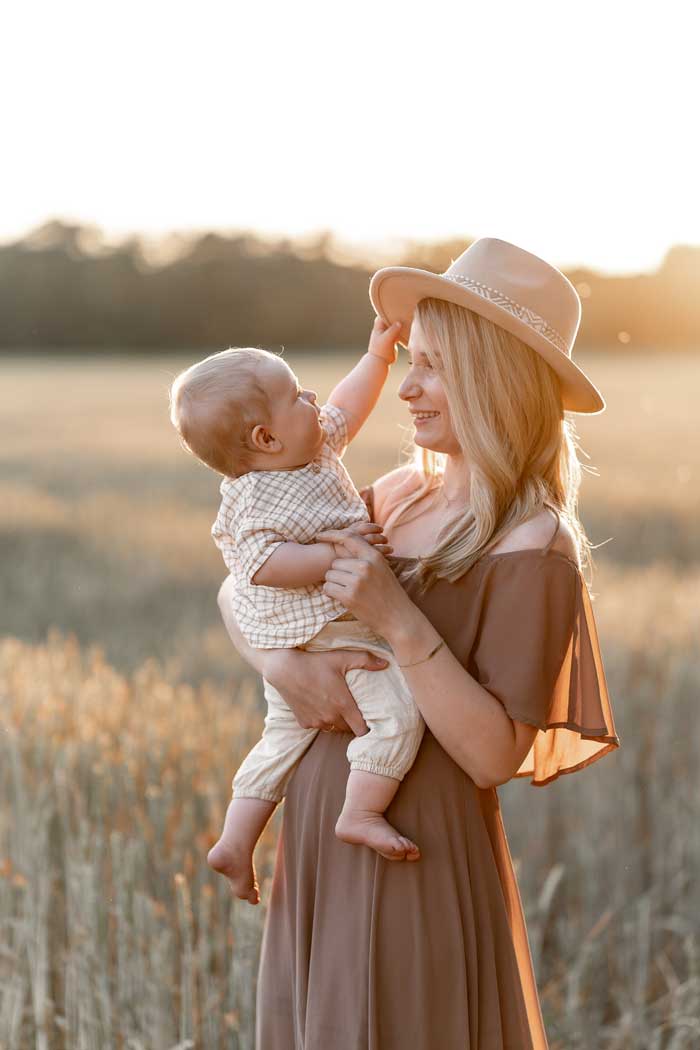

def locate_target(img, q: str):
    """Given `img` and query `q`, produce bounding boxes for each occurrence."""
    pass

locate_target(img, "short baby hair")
[169,347,280,477]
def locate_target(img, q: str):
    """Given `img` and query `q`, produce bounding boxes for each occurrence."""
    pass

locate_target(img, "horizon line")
[2,216,695,280]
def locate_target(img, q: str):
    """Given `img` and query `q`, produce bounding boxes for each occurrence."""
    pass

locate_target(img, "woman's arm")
[216,575,387,736]
[216,575,267,675]
[316,533,538,789]
[385,607,538,790]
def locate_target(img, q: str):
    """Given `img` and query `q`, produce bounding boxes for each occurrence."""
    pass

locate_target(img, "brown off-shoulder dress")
[255,486,620,1050]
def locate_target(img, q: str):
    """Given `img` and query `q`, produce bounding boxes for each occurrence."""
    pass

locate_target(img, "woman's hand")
[318,521,393,560]
[315,530,415,639]
[218,573,389,734]
[263,647,390,735]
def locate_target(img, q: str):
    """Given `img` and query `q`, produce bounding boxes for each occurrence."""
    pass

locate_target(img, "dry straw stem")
[0,632,276,1049]
[1,626,699,1047]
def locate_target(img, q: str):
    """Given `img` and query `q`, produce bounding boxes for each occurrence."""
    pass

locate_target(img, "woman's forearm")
[317,529,525,787]
[384,606,521,789]
[217,577,268,675]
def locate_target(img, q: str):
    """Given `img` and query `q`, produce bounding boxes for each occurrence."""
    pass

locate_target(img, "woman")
[217,237,620,1049]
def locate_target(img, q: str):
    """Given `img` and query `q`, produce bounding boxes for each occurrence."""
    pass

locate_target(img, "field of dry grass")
[1,350,699,1048]
[2,350,698,679]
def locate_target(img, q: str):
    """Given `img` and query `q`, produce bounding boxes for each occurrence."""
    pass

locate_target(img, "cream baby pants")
[231,616,425,803]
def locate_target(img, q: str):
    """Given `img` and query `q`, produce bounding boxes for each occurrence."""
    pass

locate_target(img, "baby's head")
[169,347,325,477]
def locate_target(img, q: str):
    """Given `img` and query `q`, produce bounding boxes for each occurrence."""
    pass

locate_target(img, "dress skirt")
[254,522,619,1049]
[256,724,545,1049]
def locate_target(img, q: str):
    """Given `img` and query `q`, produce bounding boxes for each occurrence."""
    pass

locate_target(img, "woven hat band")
[440,273,570,356]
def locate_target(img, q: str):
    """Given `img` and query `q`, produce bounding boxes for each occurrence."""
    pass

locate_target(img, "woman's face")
[398,315,461,456]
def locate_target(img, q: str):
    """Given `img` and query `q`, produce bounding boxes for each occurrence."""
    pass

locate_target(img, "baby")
[169,319,425,904]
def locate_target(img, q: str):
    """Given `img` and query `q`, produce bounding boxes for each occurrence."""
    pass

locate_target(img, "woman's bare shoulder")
[489,508,579,563]
[370,465,424,524]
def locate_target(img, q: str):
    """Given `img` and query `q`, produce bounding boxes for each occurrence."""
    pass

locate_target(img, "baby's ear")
[250,423,283,454]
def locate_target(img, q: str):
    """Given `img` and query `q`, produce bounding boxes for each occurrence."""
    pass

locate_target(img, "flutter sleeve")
[469,553,620,786]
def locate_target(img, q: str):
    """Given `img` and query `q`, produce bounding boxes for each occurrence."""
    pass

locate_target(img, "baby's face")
[259,358,325,466]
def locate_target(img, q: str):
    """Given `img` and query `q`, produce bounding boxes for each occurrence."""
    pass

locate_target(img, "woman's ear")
[250,424,283,454]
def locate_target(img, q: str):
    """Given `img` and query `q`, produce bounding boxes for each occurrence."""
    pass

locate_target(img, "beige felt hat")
[369,237,605,414]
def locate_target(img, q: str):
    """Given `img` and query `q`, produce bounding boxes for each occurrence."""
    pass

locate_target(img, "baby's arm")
[326,317,402,445]
[253,524,392,588]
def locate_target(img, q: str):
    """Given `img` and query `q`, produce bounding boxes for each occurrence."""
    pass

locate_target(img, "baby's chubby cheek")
[293,416,324,458]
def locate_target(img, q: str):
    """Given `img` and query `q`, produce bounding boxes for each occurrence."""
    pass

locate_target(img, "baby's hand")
[317,522,393,560]
[367,316,402,364]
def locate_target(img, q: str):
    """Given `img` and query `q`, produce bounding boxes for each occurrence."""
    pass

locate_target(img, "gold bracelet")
[397,639,445,668]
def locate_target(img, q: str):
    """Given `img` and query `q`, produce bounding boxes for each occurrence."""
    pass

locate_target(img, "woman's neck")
[440,454,471,504]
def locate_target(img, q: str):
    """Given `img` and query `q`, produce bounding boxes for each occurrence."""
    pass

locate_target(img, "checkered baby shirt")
[212,402,371,648]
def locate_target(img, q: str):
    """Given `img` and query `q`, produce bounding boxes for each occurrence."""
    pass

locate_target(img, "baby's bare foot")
[207,840,260,904]
[335,810,421,861]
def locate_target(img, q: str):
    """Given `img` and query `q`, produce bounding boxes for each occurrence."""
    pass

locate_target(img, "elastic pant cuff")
[349,760,404,781]
[231,790,284,804]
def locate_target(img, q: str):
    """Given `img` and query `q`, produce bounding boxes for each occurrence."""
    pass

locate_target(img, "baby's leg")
[207,677,318,903]
[335,769,421,861]
[207,797,276,905]
[334,637,425,861]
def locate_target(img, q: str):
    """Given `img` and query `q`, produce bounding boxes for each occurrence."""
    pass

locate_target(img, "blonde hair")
[388,297,594,594]
[169,347,279,477]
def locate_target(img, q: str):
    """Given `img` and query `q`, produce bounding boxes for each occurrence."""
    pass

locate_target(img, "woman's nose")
[398,374,420,400]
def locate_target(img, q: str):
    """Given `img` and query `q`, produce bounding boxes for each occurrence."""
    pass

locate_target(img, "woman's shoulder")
[488,507,580,566]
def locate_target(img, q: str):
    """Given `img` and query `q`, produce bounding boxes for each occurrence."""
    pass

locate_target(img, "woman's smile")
[411,410,441,425]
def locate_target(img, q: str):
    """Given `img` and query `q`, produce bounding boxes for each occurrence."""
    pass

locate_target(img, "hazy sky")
[4,0,697,274]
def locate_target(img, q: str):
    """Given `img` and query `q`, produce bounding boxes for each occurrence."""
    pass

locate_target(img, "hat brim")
[369,266,605,415]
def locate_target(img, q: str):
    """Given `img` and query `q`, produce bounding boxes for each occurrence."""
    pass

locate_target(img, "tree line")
[1,220,698,351]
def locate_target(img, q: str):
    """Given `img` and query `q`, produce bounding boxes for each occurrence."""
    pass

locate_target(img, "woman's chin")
[413,432,447,453]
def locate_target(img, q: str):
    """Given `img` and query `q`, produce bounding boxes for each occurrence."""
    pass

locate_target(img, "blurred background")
[2,2,699,1048]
